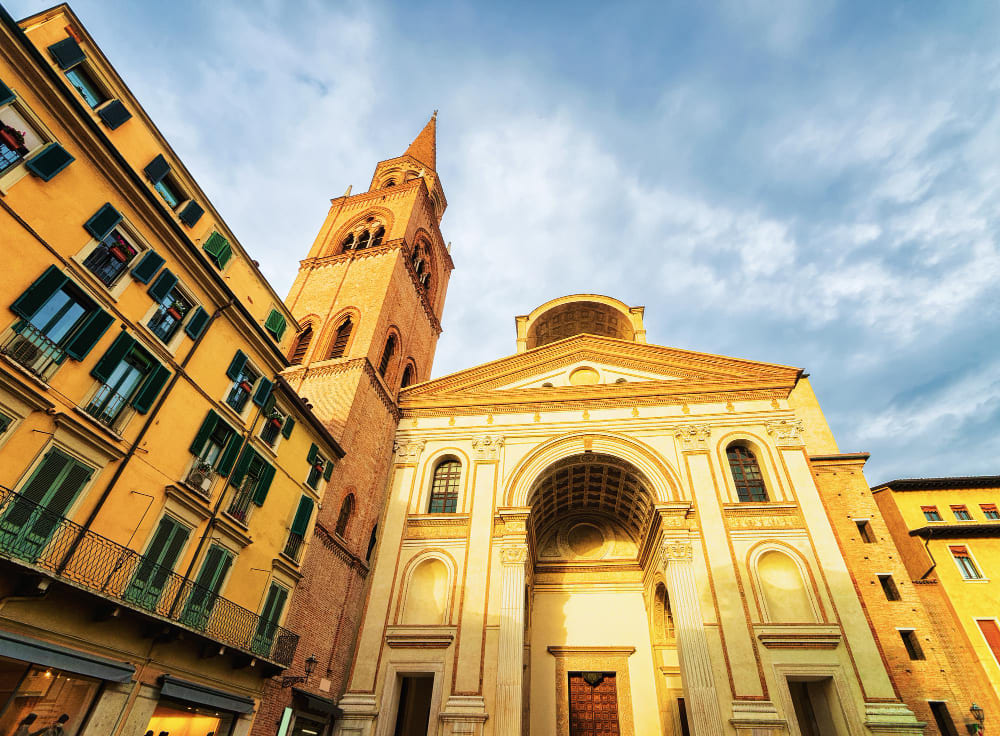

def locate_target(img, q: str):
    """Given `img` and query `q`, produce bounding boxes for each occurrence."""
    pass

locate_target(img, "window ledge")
[0,351,54,389]
[961,578,991,583]
[136,321,184,357]
[217,399,250,428]
[71,404,127,442]
[278,550,302,568]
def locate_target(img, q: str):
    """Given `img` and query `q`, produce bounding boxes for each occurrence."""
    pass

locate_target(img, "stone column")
[494,542,529,736]
[662,539,726,736]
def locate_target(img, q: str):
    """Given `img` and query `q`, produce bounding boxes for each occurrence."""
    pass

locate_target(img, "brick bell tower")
[255,114,453,729]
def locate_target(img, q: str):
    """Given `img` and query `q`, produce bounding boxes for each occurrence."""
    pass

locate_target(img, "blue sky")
[13,0,1000,484]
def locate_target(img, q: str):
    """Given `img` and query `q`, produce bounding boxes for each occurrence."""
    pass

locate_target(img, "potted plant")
[166,299,185,320]
[239,378,254,393]
[0,123,25,152]
[107,236,133,263]
[313,460,325,474]
[268,409,283,429]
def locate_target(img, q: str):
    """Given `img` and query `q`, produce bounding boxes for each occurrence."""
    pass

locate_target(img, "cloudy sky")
[13,0,999,484]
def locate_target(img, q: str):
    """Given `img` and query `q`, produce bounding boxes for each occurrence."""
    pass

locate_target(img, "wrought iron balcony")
[0,484,298,667]
[1,321,65,378]
[283,532,304,562]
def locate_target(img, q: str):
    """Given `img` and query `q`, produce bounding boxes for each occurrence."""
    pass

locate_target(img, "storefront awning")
[160,675,256,714]
[0,630,134,683]
[292,687,338,717]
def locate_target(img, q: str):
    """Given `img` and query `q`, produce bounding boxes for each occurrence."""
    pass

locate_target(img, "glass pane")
[0,657,100,736]
[145,698,233,736]
[0,105,44,152]
[154,178,180,208]
[64,67,105,109]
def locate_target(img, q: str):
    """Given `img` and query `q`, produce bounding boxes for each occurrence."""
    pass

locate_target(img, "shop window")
[144,697,235,736]
[982,504,1000,520]
[726,444,768,502]
[922,506,942,522]
[428,459,461,513]
[950,545,983,580]
[0,655,101,736]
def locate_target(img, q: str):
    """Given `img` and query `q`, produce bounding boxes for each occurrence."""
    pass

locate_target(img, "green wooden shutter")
[189,411,219,456]
[11,266,68,320]
[131,250,164,284]
[178,201,204,227]
[323,459,334,481]
[252,462,275,506]
[184,307,210,339]
[264,310,286,340]
[64,309,114,361]
[226,350,247,381]
[194,545,230,591]
[230,448,254,487]
[289,496,314,535]
[48,38,85,69]
[0,77,14,106]
[132,363,170,414]
[216,429,242,475]
[147,269,177,303]
[25,143,74,181]
[17,450,71,505]
[97,100,131,130]
[261,583,288,624]
[280,416,295,439]
[83,203,122,241]
[252,378,273,407]
[30,460,92,541]
[307,443,318,465]
[203,233,232,269]
[143,154,170,184]
[90,332,135,381]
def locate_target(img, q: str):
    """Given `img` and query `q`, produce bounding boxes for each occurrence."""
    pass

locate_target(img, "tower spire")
[404,111,437,171]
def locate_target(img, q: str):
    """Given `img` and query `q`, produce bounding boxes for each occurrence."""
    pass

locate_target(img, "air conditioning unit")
[186,465,214,493]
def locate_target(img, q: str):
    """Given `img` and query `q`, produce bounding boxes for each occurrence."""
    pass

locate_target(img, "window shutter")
[18,450,71,505]
[32,461,92,539]
[188,411,219,456]
[184,307,210,339]
[178,201,204,227]
[264,310,286,340]
[11,266,68,320]
[289,496,314,535]
[260,583,288,624]
[323,459,334,481]
[0,77,14,106]
[97,100,131,130]
[64,308,113,361]
[83,203,122,241]
[252,462,275,506]
[252,378,273,407]
[280,416,295,439]
[25,143,75,181]
[131,250,164,284]
[48,38,85,69]
[216,430,242,475]
[147,269,178,303]
[143,154,170,184]
[89,331,134,383]
[203,233,232,269]
[226,350,248,381]
[230,448,254,487]
[307,443,318,465]
[132,363,170,414]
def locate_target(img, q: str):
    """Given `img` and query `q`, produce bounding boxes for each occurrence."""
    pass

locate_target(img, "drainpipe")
[918,534,937,580]
[56,301,233,574]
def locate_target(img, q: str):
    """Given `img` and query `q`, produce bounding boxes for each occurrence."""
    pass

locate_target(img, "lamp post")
[968,703,985,736]
[281,654,318,688]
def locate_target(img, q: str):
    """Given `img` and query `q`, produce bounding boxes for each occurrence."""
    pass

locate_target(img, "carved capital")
[499,545,529,566]
[673,424,711,450]
[472,434,505,461]
[393,438,426,463]
[661,540,693,565]
[765,419,805,447]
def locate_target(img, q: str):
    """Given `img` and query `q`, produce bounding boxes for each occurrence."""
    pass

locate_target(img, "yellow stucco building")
[872,477,1000,701]
[0,5,343,735]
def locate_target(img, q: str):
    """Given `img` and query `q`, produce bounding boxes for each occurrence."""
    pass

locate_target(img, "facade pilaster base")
[439,695,489,735]
[864,702,926,736]
[730,701,788,736]
[333,694,378,736]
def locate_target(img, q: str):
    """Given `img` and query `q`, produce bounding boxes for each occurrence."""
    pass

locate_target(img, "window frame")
[949,545,985,581]
[981,504,1000,520]
[82,344,153,432]
[75,218,149,299]
[259,404,286,449]
[142,277,199,352]
[427,459,462,514]
[726,443,769,503]
[63,62,110,110]
[224,358,262,417]
[951,505,973,521]
[0,89,57,193]
[921,506,943,522]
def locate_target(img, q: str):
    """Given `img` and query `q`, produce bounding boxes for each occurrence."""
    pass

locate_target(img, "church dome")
[515,294,646,352]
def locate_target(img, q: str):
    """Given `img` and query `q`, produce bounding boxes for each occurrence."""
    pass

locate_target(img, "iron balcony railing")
[283,532,303,562]
[82,385,130,428]
[227,480,256,526]
[0,484,298,667]
[1,321,65,378]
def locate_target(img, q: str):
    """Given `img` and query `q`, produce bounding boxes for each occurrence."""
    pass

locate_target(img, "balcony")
[183,460,217,499]
[283,532,304,562]
[0,484,298,668]
[1,321,64,378]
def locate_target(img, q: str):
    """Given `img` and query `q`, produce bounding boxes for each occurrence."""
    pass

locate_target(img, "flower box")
[239,380,253,393]
[167,306,182,319]
[0,126,25,150]
[313,463,324,473]
[268,417,282,429]
[109,245,129,263]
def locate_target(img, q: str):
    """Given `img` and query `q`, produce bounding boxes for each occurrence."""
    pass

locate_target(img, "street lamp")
[968,703,985,736]
[281,654,319,688]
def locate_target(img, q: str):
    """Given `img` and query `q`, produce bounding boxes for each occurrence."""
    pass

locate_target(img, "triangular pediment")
[400,334,801,412]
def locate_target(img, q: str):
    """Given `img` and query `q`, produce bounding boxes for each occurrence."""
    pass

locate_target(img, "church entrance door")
[568,672,620,735]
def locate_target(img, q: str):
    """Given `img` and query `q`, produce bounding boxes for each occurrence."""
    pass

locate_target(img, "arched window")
[652,583,674,643]
[371,226,385,248]
[335,494,354,537]
[401,559,448,625]
[428,460,461,513]
[341,233,354,252]
[383,179,395,188]
[288,324,312,365]
[400,363,415,388]
[379,334,396,377]
[756,550,816,622]
[328,318,353,359]
[366,525,378,562]
[356,230,370,250]
[727,444,768,502]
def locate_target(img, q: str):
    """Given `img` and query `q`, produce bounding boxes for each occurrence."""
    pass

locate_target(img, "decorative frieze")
[393,438,426,463]
[766,419,805,447]
[404,514,470,540]
[673,424,712,450]
[661,540,694,563]
[471,434,504,461]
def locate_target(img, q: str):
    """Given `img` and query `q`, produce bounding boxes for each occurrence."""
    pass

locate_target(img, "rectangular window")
[899,629,925,660]
[154,174,182,208]
[0,100,46,176]
[226,364,260,413]
[855,520,876,543]
[877,574,901,601]
[977,619,1000,666]
[981,504,1000,520]
[179,544,233,630]
[950,545,983,580]
[147,284,192,343]
[0,412,11,437]
[82,228,140,287]
[284,495,314,561]
[260,407,285,447]
[251,582,289,657]
[83,346,152,428]
[123,515,190,613]
[306,444,331,490]
[951,505,972,521]
[0,657,101,736]
[928,702,960,736]
[187,410,240,496]
[227,449,275,526]
[64,65,107,109]
[922,506,942,522]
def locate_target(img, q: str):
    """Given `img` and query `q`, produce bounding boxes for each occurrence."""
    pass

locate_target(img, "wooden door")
[569,672,620,735]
